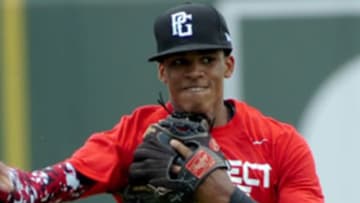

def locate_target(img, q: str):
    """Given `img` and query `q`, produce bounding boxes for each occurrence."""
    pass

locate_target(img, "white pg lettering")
[171,11,192,37]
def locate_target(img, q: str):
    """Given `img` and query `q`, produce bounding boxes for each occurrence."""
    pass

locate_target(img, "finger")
[170,139,192,158]
[171,165,182,174]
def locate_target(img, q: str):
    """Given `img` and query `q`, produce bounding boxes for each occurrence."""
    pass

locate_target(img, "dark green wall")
[242,17,360,124]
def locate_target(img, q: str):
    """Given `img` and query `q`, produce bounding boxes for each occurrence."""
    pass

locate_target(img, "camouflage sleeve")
[0,162,93,203]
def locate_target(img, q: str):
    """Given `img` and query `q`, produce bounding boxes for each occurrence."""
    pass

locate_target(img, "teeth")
[188,87,205,92]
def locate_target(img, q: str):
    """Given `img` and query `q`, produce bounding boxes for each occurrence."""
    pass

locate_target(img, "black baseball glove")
[122,112,229,203]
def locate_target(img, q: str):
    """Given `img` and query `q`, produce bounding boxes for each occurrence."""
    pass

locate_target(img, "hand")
[124,113,229,203]
[0,162,13,193]
[170,139,235,203]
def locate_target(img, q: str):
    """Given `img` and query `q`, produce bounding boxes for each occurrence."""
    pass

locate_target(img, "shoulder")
[231,99,312,165]
[230,99,301,142]
[83,104,168,144]
[115,104,169,133]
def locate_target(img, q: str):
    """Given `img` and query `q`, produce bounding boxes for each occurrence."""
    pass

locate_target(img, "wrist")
[229,187,256,203]
[195,170,234,203]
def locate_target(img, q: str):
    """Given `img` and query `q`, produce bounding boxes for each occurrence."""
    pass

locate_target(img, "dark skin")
[158,49,234,126]
[158,49,237,203]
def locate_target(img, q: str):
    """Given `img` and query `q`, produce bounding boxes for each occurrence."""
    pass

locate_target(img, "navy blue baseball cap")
[148,2,233,62]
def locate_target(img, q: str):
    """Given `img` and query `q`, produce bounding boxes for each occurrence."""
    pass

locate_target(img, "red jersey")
[68,99,324,203]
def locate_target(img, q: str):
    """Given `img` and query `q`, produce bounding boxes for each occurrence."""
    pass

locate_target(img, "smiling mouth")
[183,86,208,92]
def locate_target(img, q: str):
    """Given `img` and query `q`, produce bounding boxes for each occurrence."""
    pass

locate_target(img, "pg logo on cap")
[171,11,193,37]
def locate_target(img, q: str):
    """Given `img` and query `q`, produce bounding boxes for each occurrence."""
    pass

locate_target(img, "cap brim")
[148,43,232,62]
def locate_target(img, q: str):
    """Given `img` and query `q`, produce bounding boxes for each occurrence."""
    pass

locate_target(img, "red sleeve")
[0,162,91,203]
[67,116,140,194]
[275,126,324,203]
[68,123,125,193]
[67,105,168,195]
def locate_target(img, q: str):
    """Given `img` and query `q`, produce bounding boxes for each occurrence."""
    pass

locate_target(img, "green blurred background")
[1,0,360,202]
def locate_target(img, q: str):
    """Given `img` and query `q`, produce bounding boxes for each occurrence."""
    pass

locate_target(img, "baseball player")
[0,2,324,203]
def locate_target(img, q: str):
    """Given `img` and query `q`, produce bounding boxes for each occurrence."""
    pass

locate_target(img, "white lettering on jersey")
[171,11,193,37]
[228,160,271,194]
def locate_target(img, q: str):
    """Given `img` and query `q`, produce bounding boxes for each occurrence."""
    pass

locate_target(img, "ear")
[224,55,235,78]
[158,63,167,84]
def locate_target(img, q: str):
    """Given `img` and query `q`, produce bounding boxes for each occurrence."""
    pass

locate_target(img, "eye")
[169,58,188,67]
[201,56,215,64]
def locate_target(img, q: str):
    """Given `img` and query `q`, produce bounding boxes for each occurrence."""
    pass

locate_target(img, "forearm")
[197,187,256,203]
[0,162,92,203]
[195,170,256,203]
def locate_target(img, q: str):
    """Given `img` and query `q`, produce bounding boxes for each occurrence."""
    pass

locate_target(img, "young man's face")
[158,50,234,115]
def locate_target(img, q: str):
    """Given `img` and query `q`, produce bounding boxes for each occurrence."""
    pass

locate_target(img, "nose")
[184,62,205,78]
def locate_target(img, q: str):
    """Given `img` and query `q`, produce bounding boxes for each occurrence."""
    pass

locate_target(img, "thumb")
[170,139,193,159]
